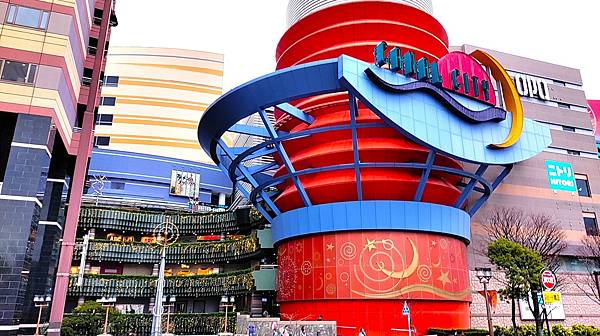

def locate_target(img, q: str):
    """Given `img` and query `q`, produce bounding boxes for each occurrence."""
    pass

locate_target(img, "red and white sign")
[541,269,557,290]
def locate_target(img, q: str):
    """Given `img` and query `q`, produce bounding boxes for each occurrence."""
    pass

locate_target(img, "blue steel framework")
[198,56,550,231]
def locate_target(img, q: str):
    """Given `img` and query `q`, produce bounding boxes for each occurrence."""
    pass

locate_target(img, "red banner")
[478,289,498,311]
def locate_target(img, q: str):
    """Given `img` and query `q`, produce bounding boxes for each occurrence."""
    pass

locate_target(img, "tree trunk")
[511,298,517,334]
[531,291,544,336]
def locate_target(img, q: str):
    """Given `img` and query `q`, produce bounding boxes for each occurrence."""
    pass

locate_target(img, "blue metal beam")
[454,164,489,208]
[229,124,270,138]
[414,150,436,201]
[242,147,278,162]
[276,103,315,125]
[249,161,493,208]
[258,109,312,207]
[248,162,278,175]
[218,139,281,216]
[492,164,513,190]
[348,95,363,200]
[233,179,274,223]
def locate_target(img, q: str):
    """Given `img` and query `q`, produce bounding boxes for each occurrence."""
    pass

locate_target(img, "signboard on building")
[588,100,600,139]
[512,74,551,101]
[545,160,577,192]
[543,291,561,304]
[170,170,200,198]
[519,293,565,320]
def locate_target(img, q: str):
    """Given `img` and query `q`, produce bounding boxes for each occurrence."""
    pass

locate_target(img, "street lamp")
[33,295,51,336]
[97,296,117,336]
[162,295,176,336]
[475,267,494,336]
[220,295,235,335]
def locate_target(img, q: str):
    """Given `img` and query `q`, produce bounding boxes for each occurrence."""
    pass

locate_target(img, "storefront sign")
[545,160,576,192]
[373,41,525,149]
[512,74,551,101]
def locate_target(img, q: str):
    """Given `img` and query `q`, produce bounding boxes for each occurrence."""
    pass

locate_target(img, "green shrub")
[428,328,488,336]
[571,324,600,336]
[553,325,573,336]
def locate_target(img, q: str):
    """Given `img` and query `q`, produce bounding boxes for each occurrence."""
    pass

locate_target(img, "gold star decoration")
[437,270,451,289]
[326,243,335,251]
[431,240,437,247]
[366,238,376,251]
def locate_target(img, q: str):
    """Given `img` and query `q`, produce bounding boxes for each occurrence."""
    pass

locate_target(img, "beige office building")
[459,45,600,327]
[94,46,224,164]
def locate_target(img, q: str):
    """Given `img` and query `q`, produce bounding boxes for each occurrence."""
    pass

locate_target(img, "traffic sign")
[545,160,577,192]
[541,269,557,290]
[543,291,561,304]
[402,301,410,316]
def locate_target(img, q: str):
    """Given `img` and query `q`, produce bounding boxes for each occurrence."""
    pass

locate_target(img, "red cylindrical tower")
[273,2,470,335]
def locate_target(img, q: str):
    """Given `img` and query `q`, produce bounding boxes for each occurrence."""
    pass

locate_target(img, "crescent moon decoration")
[378,239,419,279]
[469,49,524,149]
[432,257,442,268]
[316,275,324,291]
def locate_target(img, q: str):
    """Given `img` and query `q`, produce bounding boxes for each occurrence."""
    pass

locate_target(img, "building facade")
[0,0,117,334]
[54,46,276,335]
[93,47,226,164]
[463,45,600,327]
[198,0,600,334]
[196,1,558,335]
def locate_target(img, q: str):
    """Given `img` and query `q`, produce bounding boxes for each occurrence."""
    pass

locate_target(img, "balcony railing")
[78,205,243,234]
[73,235,260,264]
[67,269,254,298]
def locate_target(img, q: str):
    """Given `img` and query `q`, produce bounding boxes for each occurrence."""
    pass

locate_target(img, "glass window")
[95,114,113,126]
[94,136,110,146]
[110,181,125,190]
[558,102,570,109]
[100,97,116,106]
[576,175,591,197]
[562,126,575,132]
[567,150,581,156]
[6,5,50,29]
[40,11,50,29]
[1,60,36,83]
[104,76,119,87]
[7,5,17,22]
[583,213,598,236]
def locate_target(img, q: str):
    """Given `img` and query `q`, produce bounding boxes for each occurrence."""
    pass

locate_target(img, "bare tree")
[484,207,567,271]
[578,236,600,305]
[482,207,568,331]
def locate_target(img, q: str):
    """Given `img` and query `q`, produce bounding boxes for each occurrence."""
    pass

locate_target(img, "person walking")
[358,328,367,336]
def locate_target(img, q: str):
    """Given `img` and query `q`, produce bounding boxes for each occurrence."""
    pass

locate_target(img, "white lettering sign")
[512,74,551,101]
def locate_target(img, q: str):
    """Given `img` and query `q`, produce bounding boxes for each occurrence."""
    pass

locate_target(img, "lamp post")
[475,267,494,336]
[150,219,179,336]
[162,295,176,336]
[33,295,51,336]
[220,295,235,335]
[97,296,117,336]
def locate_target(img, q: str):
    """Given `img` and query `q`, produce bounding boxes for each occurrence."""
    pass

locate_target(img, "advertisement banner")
[170,170,200,198]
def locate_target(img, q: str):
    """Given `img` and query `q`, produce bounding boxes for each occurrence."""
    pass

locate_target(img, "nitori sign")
[541,269,557,291]
[545,160,577,192]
